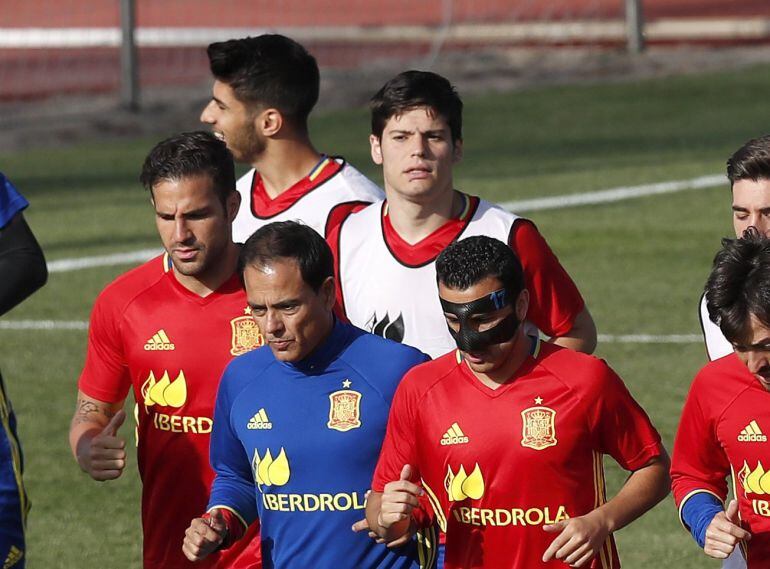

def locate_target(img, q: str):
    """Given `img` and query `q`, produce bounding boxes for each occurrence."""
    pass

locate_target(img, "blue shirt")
[209,320,433,569]
[0,174,28,229]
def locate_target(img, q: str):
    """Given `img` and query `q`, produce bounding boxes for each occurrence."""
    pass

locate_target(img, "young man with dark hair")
[182,221,434,568]
[200,34,382,241]
[673,228,770,567]
[367,235,669,569]
[69,132,261,568]
[700,135,770,361]
[329,70,596,360]
[0,172,47,569]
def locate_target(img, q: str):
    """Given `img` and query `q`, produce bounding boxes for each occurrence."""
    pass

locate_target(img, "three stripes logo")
[144,329,175,351]
[738,420,767,442]
[441,422,469,446]
[247,408,273,430]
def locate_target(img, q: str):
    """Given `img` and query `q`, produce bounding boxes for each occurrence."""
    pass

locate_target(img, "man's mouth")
[269,339,293,350]
[212,131,225,142]
[174,247,199,261]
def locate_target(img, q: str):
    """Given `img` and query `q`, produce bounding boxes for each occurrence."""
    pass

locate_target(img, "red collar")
[381,193,478,267]
[250,156,343,218]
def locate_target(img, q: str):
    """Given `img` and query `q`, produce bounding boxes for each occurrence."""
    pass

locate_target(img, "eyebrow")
[248,298,301,309]
[732,205,770,212]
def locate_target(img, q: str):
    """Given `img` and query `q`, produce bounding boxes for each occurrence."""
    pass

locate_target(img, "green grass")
[4,63,770,567]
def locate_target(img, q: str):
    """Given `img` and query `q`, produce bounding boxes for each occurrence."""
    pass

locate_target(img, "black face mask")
[439,287,520,352]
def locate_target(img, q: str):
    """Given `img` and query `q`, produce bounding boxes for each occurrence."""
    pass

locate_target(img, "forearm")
[366,491,413,542]
[68,394,121,465]
[550,306,597,354]
[593,451,671,533]
[0,214,47,315]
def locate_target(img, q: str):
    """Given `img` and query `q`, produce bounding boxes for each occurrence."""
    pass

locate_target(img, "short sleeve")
[371,373,421,492]
[671,375,731,507]
[510,220,584,337]
[0,173,29,229]
[78,290,132,403]
[591,362,662,471]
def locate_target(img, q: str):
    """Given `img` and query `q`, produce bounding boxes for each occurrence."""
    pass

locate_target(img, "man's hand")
[182,509,228,562]
[542,510,609,567]
[378,465,422,530]
[704,500,751,559]
[79,410,126,481]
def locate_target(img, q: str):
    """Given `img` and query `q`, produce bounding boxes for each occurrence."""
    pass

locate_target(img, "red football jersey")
[79,255,263,569]
[372,340,662,569]
[672,353,770,566]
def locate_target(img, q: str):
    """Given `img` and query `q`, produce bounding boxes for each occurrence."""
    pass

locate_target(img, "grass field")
[3,62,769,567]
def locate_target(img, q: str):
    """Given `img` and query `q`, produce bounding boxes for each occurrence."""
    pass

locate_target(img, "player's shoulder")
[334,158,384,200]
[691,353,752,398]
[220,346,277,394]
[342,323,429,374]
[535,341,617,393]
[399,350,459,393]
[96,254,168,308]
[337,199,384,233]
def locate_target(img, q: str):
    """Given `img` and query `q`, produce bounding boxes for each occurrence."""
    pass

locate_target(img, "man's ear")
[321,276,336,311]
[452,138,464,164]
[257,108,283,137]
[370,134,383,166]
[516,289,529,321]
[225,191,241,222]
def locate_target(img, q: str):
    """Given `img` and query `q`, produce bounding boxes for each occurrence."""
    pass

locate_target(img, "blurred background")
[2,1,770,566]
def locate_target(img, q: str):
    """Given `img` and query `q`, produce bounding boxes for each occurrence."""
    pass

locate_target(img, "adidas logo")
[247,408,272,430]
[441,422,469,446]
[144,329,175,351]
[738,420,767,442]
[3,545,23,569]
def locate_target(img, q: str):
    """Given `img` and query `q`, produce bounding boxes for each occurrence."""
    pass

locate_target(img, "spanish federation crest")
[327,384,362,432]
[521,400,557,450]
[230,315,264,356]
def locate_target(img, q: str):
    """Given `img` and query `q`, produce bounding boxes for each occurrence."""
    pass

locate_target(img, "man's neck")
[173,242,240,298]
[469,333,532,390]
[252,137,321,200]
[385,187,465,245]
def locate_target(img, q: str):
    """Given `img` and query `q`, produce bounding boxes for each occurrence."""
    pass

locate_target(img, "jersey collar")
[381,192,479,268]
[249,155,344,219]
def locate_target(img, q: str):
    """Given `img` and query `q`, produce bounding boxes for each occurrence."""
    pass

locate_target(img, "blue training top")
[0,174,28,229]
[209,319,434,569]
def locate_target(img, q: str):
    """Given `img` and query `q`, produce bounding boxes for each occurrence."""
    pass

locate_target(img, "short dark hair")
[436,236,524,297]
[706,227,770,344]
[140,131,235,207]
[207,34,319,126]
[727,135,770,188]
[239,221,333,292]
[370,70,463,143]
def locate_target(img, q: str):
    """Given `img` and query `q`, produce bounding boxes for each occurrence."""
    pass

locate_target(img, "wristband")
[680,492,724,548]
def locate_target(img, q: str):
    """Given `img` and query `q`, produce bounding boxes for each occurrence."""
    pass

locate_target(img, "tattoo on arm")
[72,398,115,426]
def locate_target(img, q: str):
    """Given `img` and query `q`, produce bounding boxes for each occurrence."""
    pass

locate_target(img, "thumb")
[399,464,413,482]
[542,520,568,533]
[209,509,227,533]
[101,410,126,437]
[726,499,740,523]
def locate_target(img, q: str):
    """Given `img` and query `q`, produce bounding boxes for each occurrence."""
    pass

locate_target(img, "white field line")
[47,248,159,273]
[46,173,726,274]
[0,320,88,330]
[0,319,703,343]
[501,174,725,212]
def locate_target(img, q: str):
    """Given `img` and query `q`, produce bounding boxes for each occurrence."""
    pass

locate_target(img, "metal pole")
[120,0,139,110]
[624,0,645,54]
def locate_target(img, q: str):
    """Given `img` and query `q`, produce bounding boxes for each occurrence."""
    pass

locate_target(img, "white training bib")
[338,199,520,359]
[232,159,383,242]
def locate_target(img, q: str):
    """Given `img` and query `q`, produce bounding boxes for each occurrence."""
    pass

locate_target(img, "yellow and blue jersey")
[209,320,434,569]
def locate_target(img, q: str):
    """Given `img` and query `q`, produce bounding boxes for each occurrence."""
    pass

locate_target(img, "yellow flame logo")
[444,463,485,501]
[140,371,187,408]
[740,461,770,495]
[253,447,291,488]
